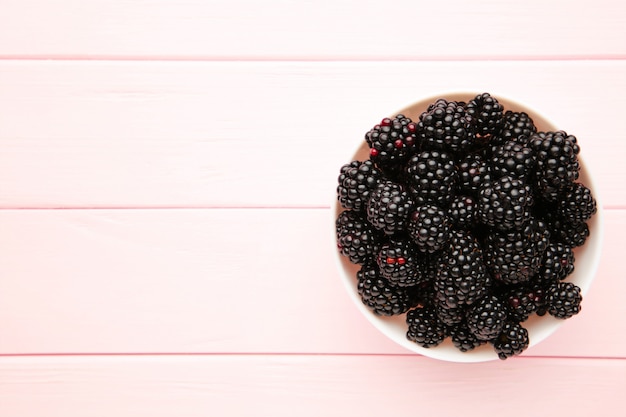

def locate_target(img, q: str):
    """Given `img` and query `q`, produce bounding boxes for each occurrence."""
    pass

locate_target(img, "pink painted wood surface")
[0,0,625,59]
[0,61,624,209]
[1,355,624,417]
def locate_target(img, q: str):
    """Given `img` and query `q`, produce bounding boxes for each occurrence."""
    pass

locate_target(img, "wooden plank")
[0,208,622,357]
[0,0,625,59]
[0,60,624,208]
[0,355,624,417]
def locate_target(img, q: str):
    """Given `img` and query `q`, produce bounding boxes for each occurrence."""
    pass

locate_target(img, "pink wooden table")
[1,1,625,415]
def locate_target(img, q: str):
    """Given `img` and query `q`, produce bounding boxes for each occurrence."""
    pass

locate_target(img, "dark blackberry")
[466,294,508,341]
[447,195,477,230]
[450,322,487,352]
[356,263,420,316]
[538,242,575,285]
[336,160,381,211]
[490,140,535,182]
[336,210,383,265]
[529,131,580,201]
[498,110,537,146]
[404,150,457,206]
[478,175,534,231]
[366,180,415,236]
[483,218,550,284]
[417,99,474,154]
[406,306,447,348]
[498,285,538,322]
[491,322,529,360]
[376,239,428,287]
[434,230,491,308]
[545,281,583,319]
[407,204,451,254]
[365,114,418,171]
[542,211,590,248]
[456,152,492,197]
[466,92,504,146]
[557,182,597,224]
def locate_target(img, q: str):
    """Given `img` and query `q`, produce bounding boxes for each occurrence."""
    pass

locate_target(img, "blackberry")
[542,212,590,248]
[466,295,508,341]
[417,99,474,154]
[447,195,477,230]
[376,239,428,287]
[336,160,381,211]
[491,322,529,360]
[483,218,550,284]
[366,180,415,235]
[545,281,583,319]
[538,242,575,284]
[490,140,536,182]
[406,306,447,348]
[435,301,465,326]
[407,204,451,254]
[365,114,418,171]
[434,230,491,308]
[557,182,597,224]
[478,175,534,231]
[336,210,383,265]
[529,131,580,201]
[450,322,487,352]
[405,150,457,206]
[456,153,492,197]
[498,285,538,322]
[356,263,420,316]
[466,92,504,145]
[498,110,537,145]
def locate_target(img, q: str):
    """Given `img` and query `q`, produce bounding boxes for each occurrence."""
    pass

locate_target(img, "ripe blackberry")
[545,281,583,319]
[542,211,590,248]
[529,131,580,201]
[365,114,418,171]
[376,239,428,287]
[456,152,492,197]
[406,306,447,348]
[447,195,477,230]
[466,92,504,145]
[407,204,451,254]
[434,230,491,308]
[336,160,381,211]
[498,110,537,146]
[478,175,534,231]
[491,322,529,360]
[366,180,415,235]
[557,182,597,224]
[490,140,536,182]
[356,263,420,316]
[450,322,487,352]
[498,285,539,322]
[538,242,575,285]
[466,295,508,341]
[336,210,384,265]
[417,99,474,154]
[405,150,457,206]
[483,218,550,284]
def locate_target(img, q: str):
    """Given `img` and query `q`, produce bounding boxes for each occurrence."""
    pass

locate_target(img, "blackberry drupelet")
[417,99,474,154]
[450,322,487,352]
[337,160,381,211]
[538,241,575,284]
[376,239,428,287]
[456,152,492,197]
[407,204,451,254]
[356,263,420,316]
[490,140,536,182]
[478,175,534,231]
[529,130,580,202]
[406,306,447,348]
[336,210,384,265]
[491,322,529,360]
[365,114,418,172]
[498,110,537,145]
[434,230,491,308]
[545,281,583,319]
[466,92,504,146]
[466,294,508,341]
[447,195,477,230]
[404,150,458,206]
[366,180,415,235]
[557,182,597,224]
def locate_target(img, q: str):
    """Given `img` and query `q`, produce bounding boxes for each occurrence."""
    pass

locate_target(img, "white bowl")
[332,92,604,362]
